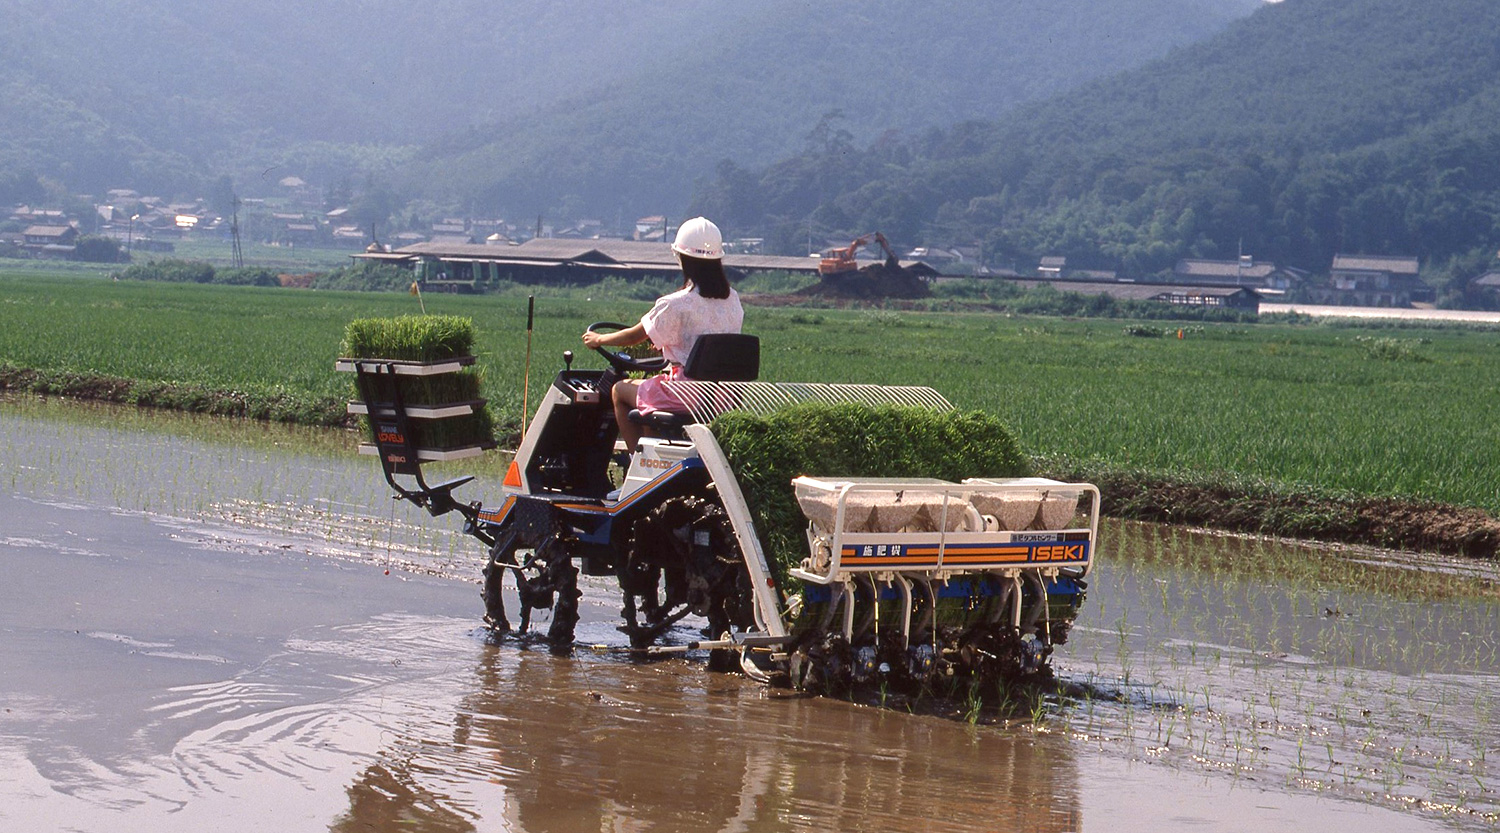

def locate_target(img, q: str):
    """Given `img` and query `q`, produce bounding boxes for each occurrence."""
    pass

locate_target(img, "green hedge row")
[117,258,279,286]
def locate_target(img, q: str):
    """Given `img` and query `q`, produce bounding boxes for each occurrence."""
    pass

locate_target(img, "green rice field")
[3,271,1498,514]
[165,238,355,271]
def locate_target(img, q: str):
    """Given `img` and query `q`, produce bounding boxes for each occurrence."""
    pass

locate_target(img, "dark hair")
[679,253,731,299]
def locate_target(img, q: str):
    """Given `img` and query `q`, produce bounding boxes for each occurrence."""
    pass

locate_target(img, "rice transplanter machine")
[338,324,1100,689]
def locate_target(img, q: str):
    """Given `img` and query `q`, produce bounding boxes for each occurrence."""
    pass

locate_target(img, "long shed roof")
[380,238,835,275]
[1010,279,1260,302]
[1331,254,1419,275]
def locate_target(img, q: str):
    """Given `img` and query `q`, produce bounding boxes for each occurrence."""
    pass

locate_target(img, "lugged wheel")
[499,533,581,651]
[618,496,755,656]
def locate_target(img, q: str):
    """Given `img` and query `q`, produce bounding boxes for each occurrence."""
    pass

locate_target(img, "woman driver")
[581,217,743,452]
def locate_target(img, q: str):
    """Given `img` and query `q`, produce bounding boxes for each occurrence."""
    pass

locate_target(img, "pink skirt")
[635,364,691,414]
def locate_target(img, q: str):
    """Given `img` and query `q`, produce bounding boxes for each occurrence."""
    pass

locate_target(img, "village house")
[22,224,77,245]
[11,206,68,228]
[331,225,368,247]
[279,222,319,246]
[469,218,509,239]
[1470,271,1500,303]
[21,224,79,257]
[1314,254,1433,307]
[1172,256,1307,294]
[633,215,667,242]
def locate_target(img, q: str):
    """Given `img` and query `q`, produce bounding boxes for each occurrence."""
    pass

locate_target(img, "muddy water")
[1,395,1494,831]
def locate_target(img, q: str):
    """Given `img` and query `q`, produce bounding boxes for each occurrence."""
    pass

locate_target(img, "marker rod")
[520,295,535,443]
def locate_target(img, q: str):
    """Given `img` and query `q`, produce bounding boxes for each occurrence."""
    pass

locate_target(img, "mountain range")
[0,0,1260,212]
[695,0,1500,287]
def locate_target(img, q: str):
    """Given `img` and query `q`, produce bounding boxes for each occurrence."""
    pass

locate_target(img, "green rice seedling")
[711,401,1029,581]
[341,314,475,362]
[341,315,495,450]
[963,679,983,725]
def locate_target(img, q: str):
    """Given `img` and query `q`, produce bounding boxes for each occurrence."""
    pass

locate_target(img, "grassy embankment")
[2,271,1498,555]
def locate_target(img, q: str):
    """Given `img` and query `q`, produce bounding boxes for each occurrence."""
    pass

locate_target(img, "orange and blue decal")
[476,495,517,526]
[838,540,1089,567]
[475,458,703,528]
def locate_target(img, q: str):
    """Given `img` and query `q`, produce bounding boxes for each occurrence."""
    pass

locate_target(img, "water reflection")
[333,645,1082,833]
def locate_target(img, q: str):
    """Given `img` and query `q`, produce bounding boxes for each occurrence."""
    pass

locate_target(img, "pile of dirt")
[797,262,930,300]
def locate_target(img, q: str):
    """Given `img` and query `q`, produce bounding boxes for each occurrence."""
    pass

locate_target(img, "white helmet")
[671,216,724,260]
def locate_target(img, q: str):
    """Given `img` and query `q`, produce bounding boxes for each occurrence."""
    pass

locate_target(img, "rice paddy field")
[165,238,356,271]
[3,270,1499,514]
[4,395,1497,829]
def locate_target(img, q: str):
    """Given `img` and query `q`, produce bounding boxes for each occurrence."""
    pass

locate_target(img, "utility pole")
[230,196,244,269]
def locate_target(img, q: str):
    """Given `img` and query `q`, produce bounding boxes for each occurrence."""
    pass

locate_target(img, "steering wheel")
[586,321,669,375]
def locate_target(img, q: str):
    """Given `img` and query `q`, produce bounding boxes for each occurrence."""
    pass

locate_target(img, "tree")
[0,169,45,206]
[72,235,126,263]
[347,179,403,241]
[206,175,238,218]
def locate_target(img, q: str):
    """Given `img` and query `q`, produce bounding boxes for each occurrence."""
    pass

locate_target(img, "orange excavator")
[818,231,900,276]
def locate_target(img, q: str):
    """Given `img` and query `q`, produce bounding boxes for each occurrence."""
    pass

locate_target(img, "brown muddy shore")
[4,369,1497,560]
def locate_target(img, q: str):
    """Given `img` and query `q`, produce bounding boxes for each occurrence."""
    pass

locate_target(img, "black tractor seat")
[626,333,759,435]
[631,409,697,432]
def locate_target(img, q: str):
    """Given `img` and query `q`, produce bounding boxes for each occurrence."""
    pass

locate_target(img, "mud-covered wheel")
[543,537,581,650]
[619,496,755,659]
[511,534,581,651]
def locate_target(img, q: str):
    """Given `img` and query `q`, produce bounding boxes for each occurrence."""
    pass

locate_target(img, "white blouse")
[640,286,744,366]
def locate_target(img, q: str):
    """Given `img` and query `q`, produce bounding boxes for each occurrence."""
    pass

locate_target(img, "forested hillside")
[0,0,724,199]
[405,0,1262,213]
[693,0,1500,291]
[0,0,1257,208]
